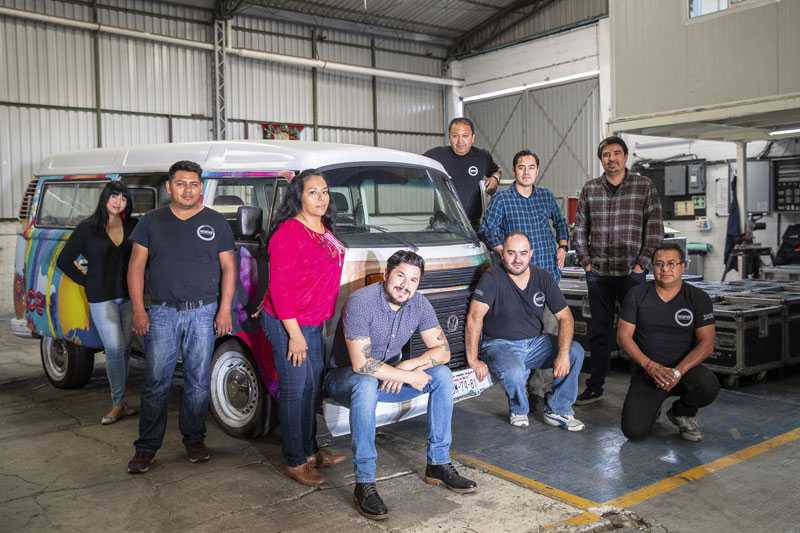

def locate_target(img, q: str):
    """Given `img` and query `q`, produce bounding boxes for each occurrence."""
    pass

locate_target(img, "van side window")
[37,182,105,228]
[209,179,275,235]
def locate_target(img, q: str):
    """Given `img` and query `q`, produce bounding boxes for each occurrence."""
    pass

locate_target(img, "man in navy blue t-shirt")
[465,231,586,430]
[617,243,719,442]
[126,160,236,474]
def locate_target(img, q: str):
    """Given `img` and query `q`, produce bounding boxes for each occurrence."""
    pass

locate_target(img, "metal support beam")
[92,0,102,147]
[311,29,319,141]
[371,37,378,147]
[212,18,227,140]
[448,0,541,58]
[736,141,748,276]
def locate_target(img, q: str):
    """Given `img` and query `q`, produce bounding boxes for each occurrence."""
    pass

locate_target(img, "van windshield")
[322,165,478,248]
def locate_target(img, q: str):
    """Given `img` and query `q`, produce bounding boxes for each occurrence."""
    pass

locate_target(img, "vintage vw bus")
[12,141,492,438]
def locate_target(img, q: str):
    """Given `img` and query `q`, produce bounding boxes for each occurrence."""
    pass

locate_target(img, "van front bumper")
[10,318,34,338]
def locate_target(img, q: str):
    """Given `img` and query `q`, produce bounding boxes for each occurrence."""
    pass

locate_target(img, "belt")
[151,299,210,311]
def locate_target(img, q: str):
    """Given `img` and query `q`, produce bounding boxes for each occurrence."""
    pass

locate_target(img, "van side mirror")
[236,206,263,240]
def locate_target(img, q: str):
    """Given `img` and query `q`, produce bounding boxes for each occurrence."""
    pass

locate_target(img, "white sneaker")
[509,414,529,427]
[543,410,585,432]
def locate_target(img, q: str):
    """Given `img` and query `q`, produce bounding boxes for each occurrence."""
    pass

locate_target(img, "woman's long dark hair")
[268,169,335,241]
[87,181,134,235]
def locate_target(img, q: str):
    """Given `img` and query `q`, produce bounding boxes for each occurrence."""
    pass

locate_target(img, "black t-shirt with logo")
[130,206,235,303]
[620,281,715,366]
[472,264,566,340]
[423,145,499,225]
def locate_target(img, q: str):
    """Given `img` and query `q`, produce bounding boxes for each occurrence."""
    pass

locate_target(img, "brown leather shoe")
[308,447,347,468]
[285,462,324,486]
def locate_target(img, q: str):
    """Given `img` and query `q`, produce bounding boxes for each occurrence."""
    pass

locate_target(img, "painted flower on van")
[13,273,25,318]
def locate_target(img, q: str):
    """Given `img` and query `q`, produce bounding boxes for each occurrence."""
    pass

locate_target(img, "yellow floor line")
[606,426,800,508]
[452,451,599,511]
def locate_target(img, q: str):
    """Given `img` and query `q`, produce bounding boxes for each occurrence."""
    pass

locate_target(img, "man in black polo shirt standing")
[126,160,236,473]
[424,117,501,228]
[617,243,719,442]
[465,232,585,430]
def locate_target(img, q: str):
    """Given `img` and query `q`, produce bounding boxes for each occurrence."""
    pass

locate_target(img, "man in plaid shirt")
[480,150,569,282]
[574,136,663,405]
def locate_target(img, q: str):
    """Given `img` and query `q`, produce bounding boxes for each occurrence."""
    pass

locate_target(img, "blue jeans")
[89,298,133,406]
[135,302,217,452]
[481,335,584,417]
[262,313,324,467]
[324,364,454,483]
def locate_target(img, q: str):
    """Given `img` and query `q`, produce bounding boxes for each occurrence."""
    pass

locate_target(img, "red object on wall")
[567,196,579,225]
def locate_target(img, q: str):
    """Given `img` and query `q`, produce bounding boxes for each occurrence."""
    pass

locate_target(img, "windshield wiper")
[345,222,419,251]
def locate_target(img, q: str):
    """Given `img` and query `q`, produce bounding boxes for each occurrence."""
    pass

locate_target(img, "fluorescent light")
[769,127,800,136]
[461,70,600,103]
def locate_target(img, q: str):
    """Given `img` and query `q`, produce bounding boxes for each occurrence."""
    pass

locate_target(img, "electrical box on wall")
[774,158,800,213]
[665,165,687,196]
[688,164,705,194]
[742,160,772,214]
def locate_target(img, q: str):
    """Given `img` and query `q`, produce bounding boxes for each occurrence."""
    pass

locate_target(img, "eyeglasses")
[653,260,683,271]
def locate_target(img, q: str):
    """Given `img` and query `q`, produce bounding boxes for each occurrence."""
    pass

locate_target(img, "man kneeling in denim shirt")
[466,232,585,430]
[324,250,476,521]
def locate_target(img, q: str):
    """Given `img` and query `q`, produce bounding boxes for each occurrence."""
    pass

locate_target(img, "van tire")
[41,337,95,389]
[210,339,271,439]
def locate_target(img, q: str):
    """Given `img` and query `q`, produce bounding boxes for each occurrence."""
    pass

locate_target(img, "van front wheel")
[210,340,271,439]
[41,337,95,389]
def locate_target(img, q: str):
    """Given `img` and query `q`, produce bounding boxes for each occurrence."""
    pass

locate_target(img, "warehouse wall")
[610,0,800,120]
[0,0,448,223]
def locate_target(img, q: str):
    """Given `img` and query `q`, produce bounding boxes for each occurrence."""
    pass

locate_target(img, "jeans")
[324,364,454,483]
[135,302,217,452]
[585,271,645,392]
[262,313,324,467]
[481,335,584,417]
[621,365,720,441]
[89,298,133,406]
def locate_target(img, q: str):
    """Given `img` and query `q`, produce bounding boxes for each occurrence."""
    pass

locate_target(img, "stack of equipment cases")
[737,285,800,367]
[760,265,800,282]
[560,278,591,350]
[706,299,784,388]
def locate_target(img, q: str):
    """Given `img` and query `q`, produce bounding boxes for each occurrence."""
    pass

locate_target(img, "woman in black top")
[57,181,138,425]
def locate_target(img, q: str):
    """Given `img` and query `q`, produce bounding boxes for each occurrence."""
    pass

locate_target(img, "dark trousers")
[262,313,324,467]
[621,365,720,441]
[585,271,645,391]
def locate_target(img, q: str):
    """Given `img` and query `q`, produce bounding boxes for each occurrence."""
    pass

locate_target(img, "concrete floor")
[2,320,800,532]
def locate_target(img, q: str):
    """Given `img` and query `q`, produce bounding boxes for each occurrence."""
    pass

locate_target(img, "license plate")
[452,368,491,402]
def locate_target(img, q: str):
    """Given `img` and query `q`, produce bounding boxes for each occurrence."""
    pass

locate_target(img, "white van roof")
[35,140,447,176]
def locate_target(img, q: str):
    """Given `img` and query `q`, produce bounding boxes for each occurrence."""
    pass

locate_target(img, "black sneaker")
[127,449,155,474]
[575,388,603,406]
[424,463,477,494]
[185,441,211,463]
[354,482,388,520]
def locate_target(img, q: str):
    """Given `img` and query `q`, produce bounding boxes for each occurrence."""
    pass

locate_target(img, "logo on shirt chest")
[468,165,479,177]
[674,308,694,327]
[196,225,216,242]
[533,291,546,307]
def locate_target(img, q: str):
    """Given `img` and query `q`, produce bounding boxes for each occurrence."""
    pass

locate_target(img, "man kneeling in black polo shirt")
[617,243,720,442]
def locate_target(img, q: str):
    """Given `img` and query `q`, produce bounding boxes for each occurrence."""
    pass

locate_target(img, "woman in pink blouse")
[262,169,347,486]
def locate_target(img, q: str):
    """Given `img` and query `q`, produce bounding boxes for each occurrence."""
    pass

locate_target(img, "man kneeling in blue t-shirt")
[466,231,586,430]
[324,250,476,521]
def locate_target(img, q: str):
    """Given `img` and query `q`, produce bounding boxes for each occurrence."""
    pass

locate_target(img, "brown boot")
[308,447,347,468]
[285,462,324,486]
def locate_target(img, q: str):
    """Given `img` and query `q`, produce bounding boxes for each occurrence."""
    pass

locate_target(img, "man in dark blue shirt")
[480,150,569,282]
[465,232,585,430]
[126,160,236,474]
[617,243,719,442]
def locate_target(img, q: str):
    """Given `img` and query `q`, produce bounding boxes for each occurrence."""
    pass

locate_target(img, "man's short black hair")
[652,242,686,263]
[597,136,629,160]
[386,250,425,278]
[512,149,540,168]
[448,117,475,136]
[168,160,203,181]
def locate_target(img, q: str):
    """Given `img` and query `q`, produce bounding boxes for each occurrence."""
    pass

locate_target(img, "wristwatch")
[672,368,682,380]
[558,245,569,252]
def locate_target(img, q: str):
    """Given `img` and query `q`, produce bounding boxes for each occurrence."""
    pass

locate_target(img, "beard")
[384,284,411,307]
